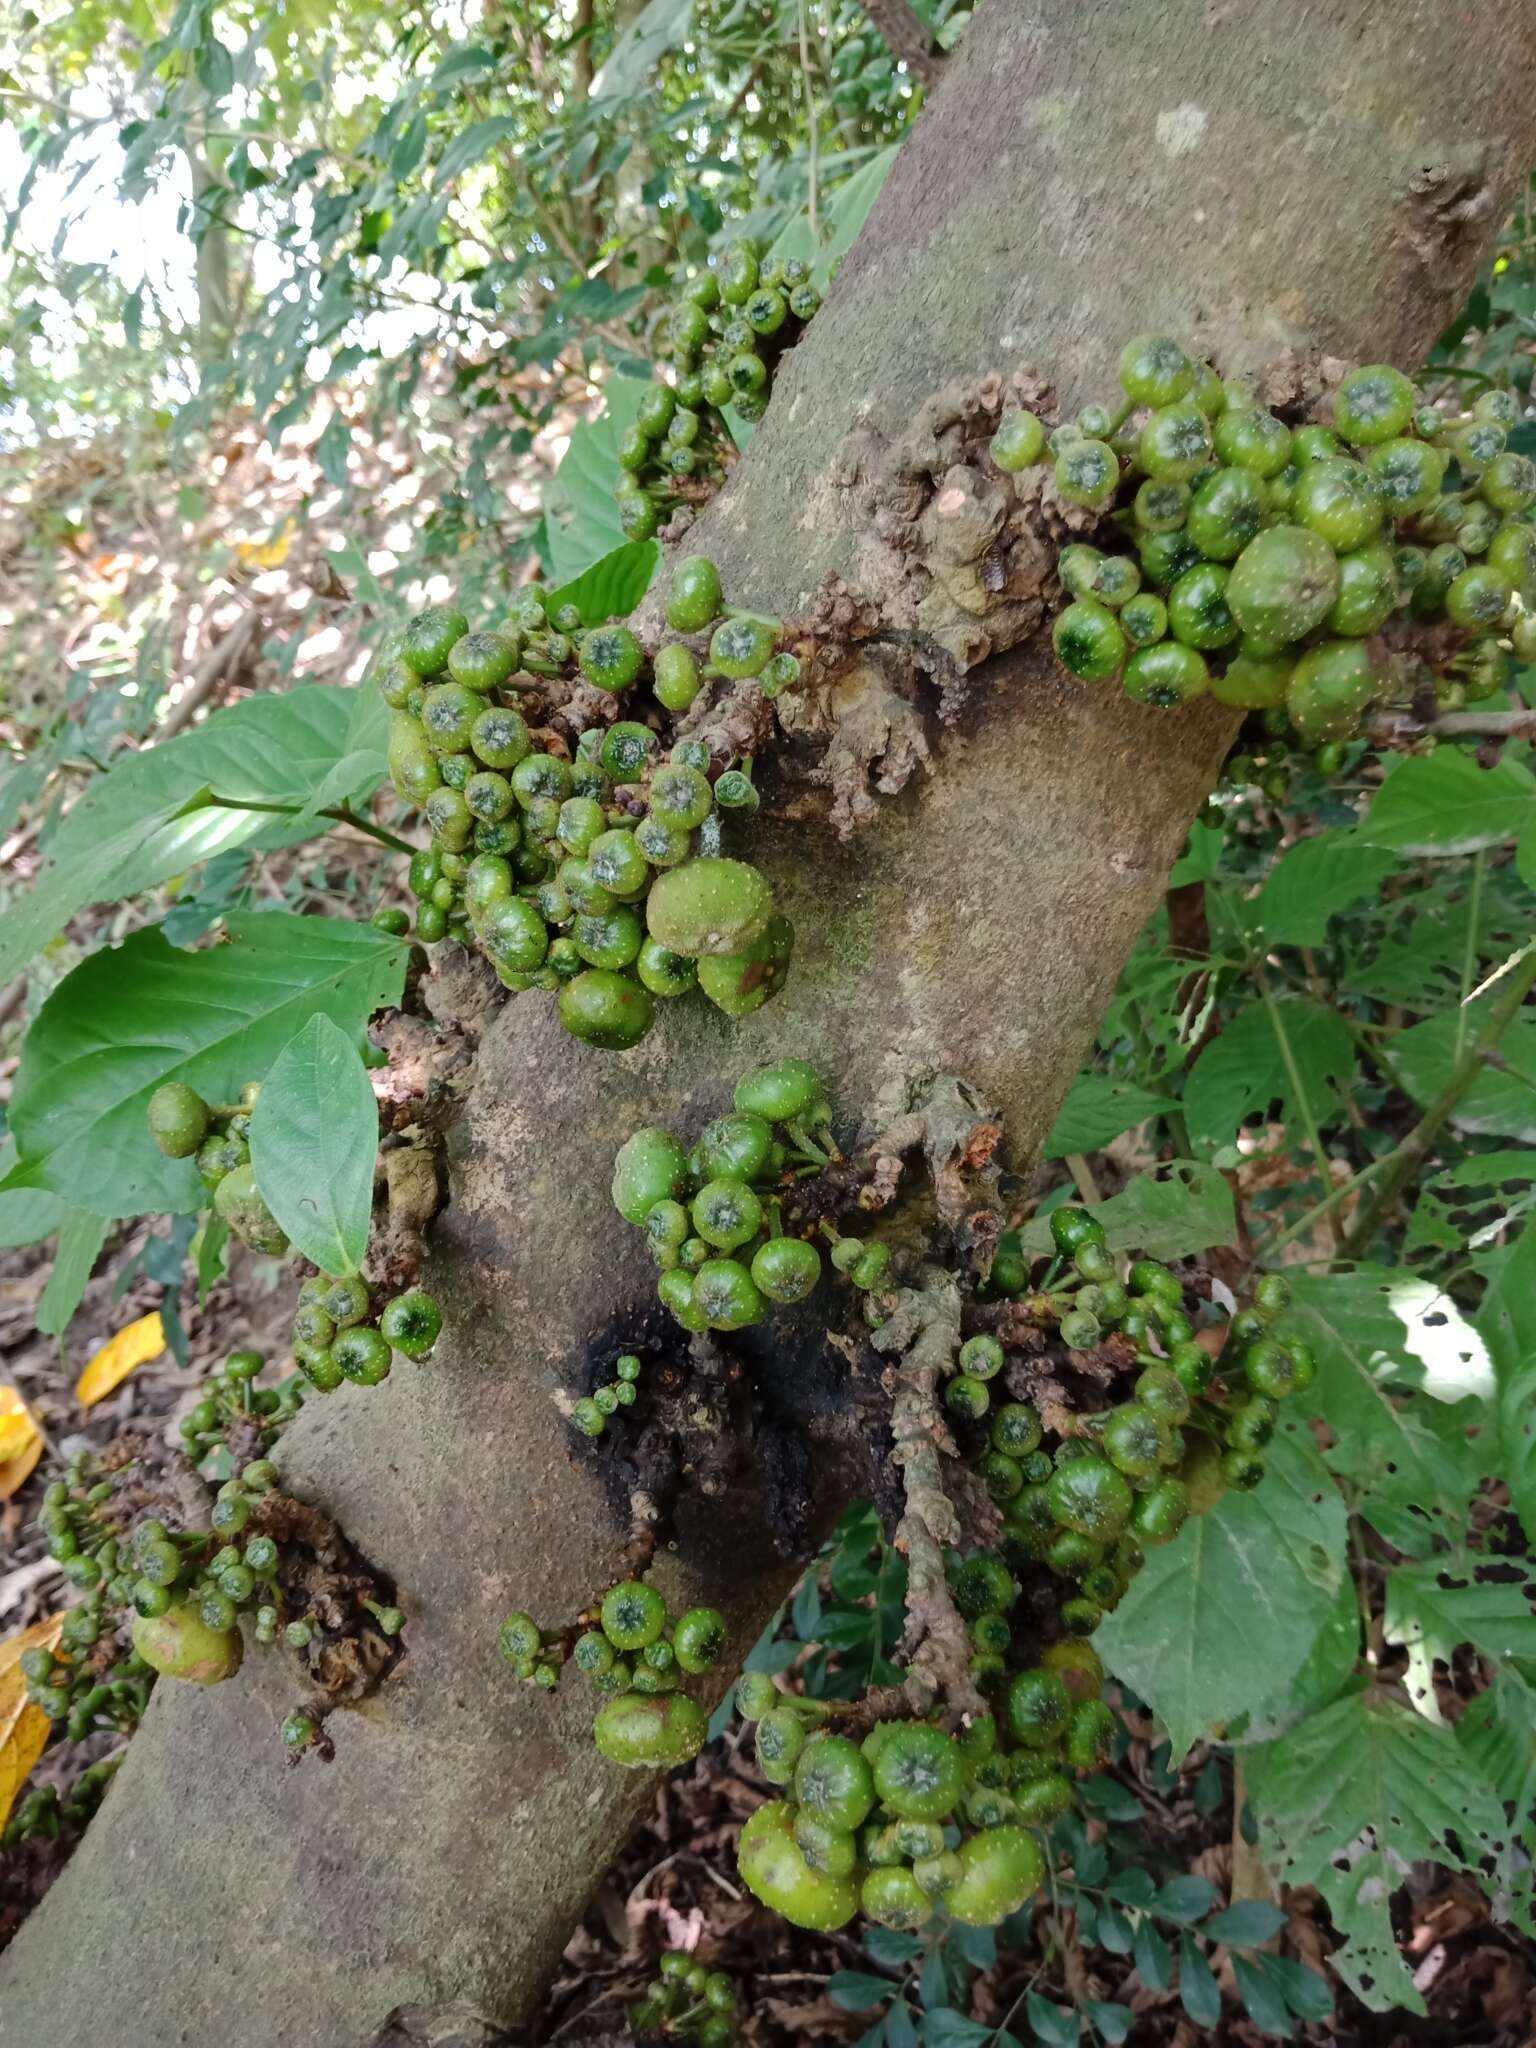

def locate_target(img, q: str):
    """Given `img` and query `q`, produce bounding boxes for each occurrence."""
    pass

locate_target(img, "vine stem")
[196,794,415,856]
[1341,940,1536,1258]
[1255,965,1342,1252]
[797,0,820,237]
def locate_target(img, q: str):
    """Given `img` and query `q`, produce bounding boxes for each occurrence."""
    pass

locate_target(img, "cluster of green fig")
[148,1079,287,1255]
[994,336,1534,739]
[610,1058,890,1334]
[568,1348,644,1439]
[26,1432,402,1760]
[378,562,801,1049]
[630,1950,740,2046]
[178,1344,304,1464]
[147,1083,442,1399]
[289,1273,442,1395]
[729,1214,1313,1935]
[499,1579,727,1771]
[1,1759,119,1847]
[615,239,822,540]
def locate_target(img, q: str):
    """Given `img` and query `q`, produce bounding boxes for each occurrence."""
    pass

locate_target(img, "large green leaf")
[1246,1692,1510,2011]
[1284,1269,1488,1554]
[1018,1161,1234,1262]
[1359,748,1536,858]
[1095,1421,1347,1761]
[1224,1574,1361,1747]
[543,373,652,583]
[35,1209,110,1338]
[591,0,693,99]
[548,539,659,626]
[1389,995,1536,1142]
[1479,1219,1536,1540]
[1253,831,1397,947]
[0,687,383,987]
[1183,997,1355,1157]
[1384,1552,1536,1695]
[0,1140,64,1250]
[1456,1666,1536,1935]
[3,914,408,1221]
[249,1015,379,1277]
[768,144,903,289]
[1042,1074,1179,1159]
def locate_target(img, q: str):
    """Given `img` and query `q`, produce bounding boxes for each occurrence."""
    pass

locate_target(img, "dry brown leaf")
[75,1310,165,1406]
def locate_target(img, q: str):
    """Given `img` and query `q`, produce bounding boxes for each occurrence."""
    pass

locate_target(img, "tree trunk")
[6,4,1533,2043]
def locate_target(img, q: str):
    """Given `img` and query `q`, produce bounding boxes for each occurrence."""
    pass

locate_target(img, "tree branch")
[861,0,945,87]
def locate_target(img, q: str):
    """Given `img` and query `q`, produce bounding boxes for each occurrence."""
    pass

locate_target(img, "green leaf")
[1383,1553,1536,1701]
[248,1016,378,1277]
[768,144,903,290]
[196,1212,229,1304]
[433,114,519,187]
[1094,1421,1347,1761]
[0,687,382,988]
[4,914,407,1220]
[1204,1900,1286,1946]
[1232,1955,1291,2039]
[1283,1268,1488,1553]
[591,0,694,98]
[543,373,652,582]
[1023,1993,1078,2048]
[1389,995,1536,1142]
[1480,1219,1536,1539]
[315,412,350,488]
[1254,831,1398,946]
[1359,748,1536,857]
[1226,1573,1361,1745]
[826,1972,894,2012]
[1132,1917,1171,1992]
[547,539,659,626]
[1456,1663,1536,1935]
[1083,2001,1132,2046]
[1018,1162,1234,1263]
[0,1141,64,1250]
[1042,1075,1179,1159]
[1246,1692,1510,2012]
[36,1208,109,1338]
[1256,1955,1334,2024]
[1151,1875,1218,1924]
[1184,996,1355,1157]
[1177,1937,1221,2028]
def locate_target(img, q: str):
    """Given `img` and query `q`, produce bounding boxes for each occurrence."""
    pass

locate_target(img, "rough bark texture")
[7,4,1536,2043]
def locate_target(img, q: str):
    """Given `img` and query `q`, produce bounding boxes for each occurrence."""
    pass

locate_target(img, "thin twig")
[1342,940,1536,1256]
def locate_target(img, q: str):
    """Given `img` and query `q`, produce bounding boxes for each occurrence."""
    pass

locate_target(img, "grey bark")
[5,3,1535,2044]
[861,0,945,87]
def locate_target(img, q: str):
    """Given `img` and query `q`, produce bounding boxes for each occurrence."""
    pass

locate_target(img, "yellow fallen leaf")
[75,1311,166,1407]
[0,1433,43,1500]
[0,1703,54,1833]
[0,1613,64,1686]
[234,523,294,571]
[0,1386,34,1463]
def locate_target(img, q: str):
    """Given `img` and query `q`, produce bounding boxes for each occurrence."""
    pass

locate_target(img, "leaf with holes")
[1456,1664,1536,1935]
[1246,1691,1509,2012]
[1478,1215,1536,1542]
[1282,1269,1488,1554]
[2,915,407,1220]
[1095,1421,1347,1761]
[1184,997,1355,1157]
[1389,995,1536,1142]
[1384,1552,1536,1702]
